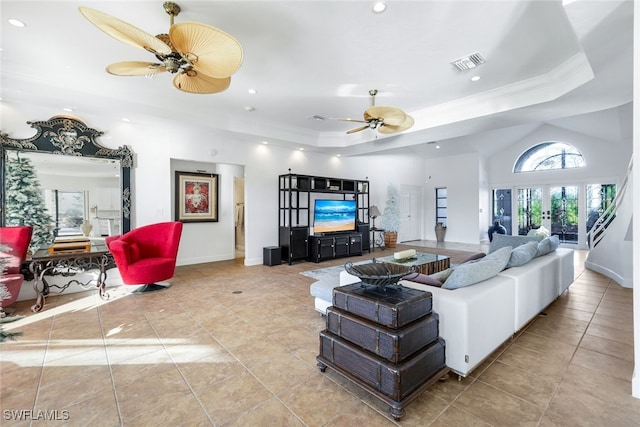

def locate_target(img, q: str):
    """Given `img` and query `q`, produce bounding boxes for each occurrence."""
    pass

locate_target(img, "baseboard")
[584,260,632,288]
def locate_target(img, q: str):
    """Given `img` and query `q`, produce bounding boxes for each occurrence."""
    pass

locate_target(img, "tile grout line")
[532,267,610,426]
[96,295,125,427]
[28,300,58,427]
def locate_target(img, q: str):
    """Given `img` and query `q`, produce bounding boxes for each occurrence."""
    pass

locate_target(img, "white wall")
[422,152,483,244]
[489,123,631,187]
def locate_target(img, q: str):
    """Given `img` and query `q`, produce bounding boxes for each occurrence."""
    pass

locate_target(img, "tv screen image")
[313,199,357,234]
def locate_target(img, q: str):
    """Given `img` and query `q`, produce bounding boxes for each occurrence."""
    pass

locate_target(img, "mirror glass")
[1,116,132,251]
[4,150,122,238]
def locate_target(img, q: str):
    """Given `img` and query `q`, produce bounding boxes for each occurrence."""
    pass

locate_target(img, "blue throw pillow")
[536,235,560,257]
[489,233,541,254]
[442,246,512,290]
[506,241,538,267]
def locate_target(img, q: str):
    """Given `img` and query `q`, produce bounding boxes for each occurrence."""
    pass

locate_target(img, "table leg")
[29,262,49,313]
[97,254,110,300]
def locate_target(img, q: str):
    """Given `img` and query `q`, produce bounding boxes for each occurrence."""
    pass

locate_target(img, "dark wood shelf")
[278,172,370,264]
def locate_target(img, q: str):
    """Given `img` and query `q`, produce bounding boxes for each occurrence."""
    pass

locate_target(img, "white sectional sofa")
[337,245,574,378]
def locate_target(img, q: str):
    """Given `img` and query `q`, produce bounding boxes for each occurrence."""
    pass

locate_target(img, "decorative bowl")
[344,260,415,288]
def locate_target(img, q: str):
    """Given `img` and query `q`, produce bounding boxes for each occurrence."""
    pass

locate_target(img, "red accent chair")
[106,222,183,293]
[0,226,34,313]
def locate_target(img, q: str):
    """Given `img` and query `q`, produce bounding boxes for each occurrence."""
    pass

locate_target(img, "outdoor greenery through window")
[514,142,585,173]
[435,187,447,227]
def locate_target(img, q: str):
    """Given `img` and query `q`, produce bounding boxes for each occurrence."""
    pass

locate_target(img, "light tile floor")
[1,241,638,426]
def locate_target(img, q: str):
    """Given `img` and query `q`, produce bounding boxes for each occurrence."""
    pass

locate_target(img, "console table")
[29,243,113,312]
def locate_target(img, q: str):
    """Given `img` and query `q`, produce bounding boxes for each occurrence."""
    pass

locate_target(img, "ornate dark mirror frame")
[0,115,133,234]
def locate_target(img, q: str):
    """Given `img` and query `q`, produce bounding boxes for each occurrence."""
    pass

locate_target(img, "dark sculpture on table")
[488,220,507,242]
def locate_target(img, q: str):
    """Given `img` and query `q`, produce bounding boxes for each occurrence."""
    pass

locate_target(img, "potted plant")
[381,184,400,248]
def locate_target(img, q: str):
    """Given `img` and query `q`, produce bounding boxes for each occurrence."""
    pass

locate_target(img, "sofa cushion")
[489,233,541,253]
[310,280,338,302]
[536,235,560,257]
[442,246,512,290]
[402,272,442,287]
[506,241,538,268]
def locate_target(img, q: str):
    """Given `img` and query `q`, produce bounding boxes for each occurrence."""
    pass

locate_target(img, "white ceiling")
[0,0,633,157]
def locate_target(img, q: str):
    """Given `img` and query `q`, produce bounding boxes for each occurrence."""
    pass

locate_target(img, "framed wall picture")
[175,171,219,222]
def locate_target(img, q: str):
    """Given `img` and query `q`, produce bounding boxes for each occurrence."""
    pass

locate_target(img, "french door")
[516,185,579,245]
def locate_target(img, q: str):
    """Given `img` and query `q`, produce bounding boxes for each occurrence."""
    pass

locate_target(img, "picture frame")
[175,171,219,222]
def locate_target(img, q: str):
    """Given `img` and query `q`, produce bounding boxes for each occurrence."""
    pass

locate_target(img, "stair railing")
[587,157,633,248]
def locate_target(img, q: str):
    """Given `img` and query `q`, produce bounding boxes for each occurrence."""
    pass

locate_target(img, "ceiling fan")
[315,90,414,134]
[78,2,243,94]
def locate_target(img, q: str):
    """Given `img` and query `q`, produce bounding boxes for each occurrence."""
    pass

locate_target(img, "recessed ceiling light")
[248,88,257,94]
[336,154,341,157]
[372,2,387,13]
[299,148,304,151]
[436,145,441,149]
[63,107,73,112]
[8,18,26,28]
[245,106,255,112]
[471,75,481,82]
[122,118,130,122]
[262,141,268,145]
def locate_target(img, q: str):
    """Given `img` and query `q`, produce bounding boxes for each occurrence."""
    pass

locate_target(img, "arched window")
[514,142,585,173]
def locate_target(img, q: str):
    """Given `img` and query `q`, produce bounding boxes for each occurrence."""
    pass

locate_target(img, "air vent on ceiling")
[451,52,486,71]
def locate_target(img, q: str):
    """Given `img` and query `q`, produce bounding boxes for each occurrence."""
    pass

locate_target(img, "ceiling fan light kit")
[79,2,243,94]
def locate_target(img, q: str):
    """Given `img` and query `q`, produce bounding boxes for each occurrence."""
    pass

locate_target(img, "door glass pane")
[492,189,512,235]
[550,186,578,244]
[586,184,616,233]
[517,188,542,235]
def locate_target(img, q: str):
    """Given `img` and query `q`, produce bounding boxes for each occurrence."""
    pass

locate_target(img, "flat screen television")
[313,199,357,234]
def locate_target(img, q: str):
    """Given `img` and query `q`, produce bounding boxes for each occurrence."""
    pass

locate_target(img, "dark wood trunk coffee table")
[374,252,450,275]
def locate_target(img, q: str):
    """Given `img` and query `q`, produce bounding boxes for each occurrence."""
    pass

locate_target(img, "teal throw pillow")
[442,246,512,290]
[506,241,538,268]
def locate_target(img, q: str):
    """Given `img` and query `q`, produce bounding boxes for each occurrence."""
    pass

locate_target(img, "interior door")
[399,185,421,242]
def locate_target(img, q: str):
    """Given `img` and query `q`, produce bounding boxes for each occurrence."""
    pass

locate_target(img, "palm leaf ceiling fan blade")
[364,106,406,126]
[170,21,243,78]
[173,72,231,94]
[78,7,172,56]
[106,61,166,76]
[346,125,370,134]
[327,117,369,124]
[378,114,415,134]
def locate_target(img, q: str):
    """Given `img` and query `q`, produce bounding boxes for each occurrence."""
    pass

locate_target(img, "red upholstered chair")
[106,222,183,293]
[0,226,34,313]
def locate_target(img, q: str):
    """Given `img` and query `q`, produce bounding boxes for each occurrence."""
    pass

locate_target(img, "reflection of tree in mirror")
[5,155,53,253]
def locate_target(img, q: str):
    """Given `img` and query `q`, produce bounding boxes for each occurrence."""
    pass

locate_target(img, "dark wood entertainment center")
[278,172,370,264]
